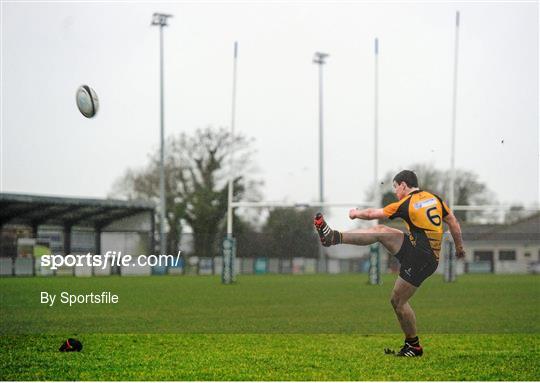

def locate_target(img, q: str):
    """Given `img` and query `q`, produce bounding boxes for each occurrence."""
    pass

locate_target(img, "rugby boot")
[313,213,342,247]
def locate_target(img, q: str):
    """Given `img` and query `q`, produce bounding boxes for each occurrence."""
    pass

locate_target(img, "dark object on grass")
[59,338,83,352]
[384,348,395,355]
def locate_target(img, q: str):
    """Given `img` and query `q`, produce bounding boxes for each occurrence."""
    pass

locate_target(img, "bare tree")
[110,127,262,256]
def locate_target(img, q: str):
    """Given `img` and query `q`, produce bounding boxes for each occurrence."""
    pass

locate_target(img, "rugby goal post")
[222,202,540,284]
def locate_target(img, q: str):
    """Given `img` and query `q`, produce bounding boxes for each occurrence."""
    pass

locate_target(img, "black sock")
[405,336,420,347]
[333,230,342,245]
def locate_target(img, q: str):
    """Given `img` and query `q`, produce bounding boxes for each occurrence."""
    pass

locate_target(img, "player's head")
[392,170,419,199]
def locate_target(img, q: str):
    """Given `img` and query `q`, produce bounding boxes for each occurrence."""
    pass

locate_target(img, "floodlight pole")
[449,11,460,209]
[313,52,329,211]
[151,12,173,255]
[313,52,329,272]
[226,42,239,239]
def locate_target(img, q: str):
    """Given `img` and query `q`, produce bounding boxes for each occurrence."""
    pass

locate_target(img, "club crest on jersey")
[409,234,417,247]
[414,198,436,210]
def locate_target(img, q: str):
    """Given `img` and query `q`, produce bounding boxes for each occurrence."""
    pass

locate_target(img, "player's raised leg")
[314,213,403,255]
[341,225,403,255]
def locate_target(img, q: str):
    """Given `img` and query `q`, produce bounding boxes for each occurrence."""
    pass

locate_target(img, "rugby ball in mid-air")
[76,85,99,118]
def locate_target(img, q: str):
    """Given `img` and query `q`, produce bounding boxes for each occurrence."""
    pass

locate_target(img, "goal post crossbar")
[231,201,540,211]
[231,201,373,209]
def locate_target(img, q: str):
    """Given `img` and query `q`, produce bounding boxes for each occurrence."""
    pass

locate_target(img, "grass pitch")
[0,274,539,380]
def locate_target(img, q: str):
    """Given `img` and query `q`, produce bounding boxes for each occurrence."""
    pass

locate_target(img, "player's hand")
[348,209,359,220]
[456,246,466,259]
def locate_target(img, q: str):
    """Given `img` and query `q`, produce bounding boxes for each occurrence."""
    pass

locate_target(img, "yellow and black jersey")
[383,190,450,260]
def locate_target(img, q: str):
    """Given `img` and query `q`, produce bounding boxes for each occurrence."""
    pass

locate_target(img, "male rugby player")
[314,170,465,357]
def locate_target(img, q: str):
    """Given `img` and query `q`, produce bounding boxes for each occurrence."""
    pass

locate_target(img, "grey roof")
[0,193,154,228]
[462,213,540,243]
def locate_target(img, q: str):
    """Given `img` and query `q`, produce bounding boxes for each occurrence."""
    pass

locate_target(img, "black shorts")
[394,234,438,287]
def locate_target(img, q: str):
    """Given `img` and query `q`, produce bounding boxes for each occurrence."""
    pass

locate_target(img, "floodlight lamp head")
[151,13,173,26]
[313,52,329,64]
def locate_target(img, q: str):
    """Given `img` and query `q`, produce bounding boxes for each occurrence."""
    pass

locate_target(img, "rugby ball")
[76,85,99,118]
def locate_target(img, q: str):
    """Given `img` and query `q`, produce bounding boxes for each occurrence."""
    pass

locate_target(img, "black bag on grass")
[59,338,83,352]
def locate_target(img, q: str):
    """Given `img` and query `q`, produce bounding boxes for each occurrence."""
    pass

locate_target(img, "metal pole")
[151,13,172,255]
[226,42,238,238]
[370,38,382,285]
[374,38,380,210]
[313,52,329,273]
[318,63,324,207]
[318,64,325,272]
[159,24,166,255]
[450,11,460,209]
[447,11,460,283]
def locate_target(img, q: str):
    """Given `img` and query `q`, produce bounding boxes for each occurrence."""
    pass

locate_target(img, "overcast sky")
[1,1,539,227]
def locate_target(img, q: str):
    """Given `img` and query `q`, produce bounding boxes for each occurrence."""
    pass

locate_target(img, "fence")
[0,256,370,277]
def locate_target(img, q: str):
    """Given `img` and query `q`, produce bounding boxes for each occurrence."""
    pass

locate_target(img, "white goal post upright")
[373,37,380,211]
[223,41,239,285]
[370,37,382,285]
[449,11,460,210]
[226,41,238,239]
[446,11,460,283]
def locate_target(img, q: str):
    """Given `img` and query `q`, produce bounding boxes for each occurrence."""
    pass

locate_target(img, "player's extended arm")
[348,208,386,220]
[443,211,466,258]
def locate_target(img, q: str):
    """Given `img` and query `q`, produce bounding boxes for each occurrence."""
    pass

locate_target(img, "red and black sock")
[405,336,420,347]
